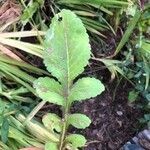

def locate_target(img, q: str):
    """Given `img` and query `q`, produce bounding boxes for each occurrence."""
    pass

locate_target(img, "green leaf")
[42,113,62,132]
[0,100,5,115]
[69,77,105,102]
[146,94,150,101]
[37,0,44,5]
[65,134,86,148]
[98,58,125,80]
[44,9,91,84]
[143,57,150,90]
[59,0,128,6]
[45,142,58,150]
[21,0,44,25]
[1,118,9,143]
[68,113,91,129]
[140,41,150,60]
[34,77,65,106]
[128,90,139,103]
[115,9,141,55]
[21,2,39,24]
[144,114,150,121]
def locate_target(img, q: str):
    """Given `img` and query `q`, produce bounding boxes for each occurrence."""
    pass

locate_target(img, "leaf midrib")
[62,13,70,96]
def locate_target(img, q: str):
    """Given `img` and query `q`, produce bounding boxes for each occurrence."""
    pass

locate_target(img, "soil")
[71,78,142,150]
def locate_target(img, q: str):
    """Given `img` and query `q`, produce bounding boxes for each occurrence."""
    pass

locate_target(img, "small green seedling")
[34,9,105,150]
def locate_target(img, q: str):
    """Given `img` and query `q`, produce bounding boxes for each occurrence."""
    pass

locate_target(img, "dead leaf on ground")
[0,44,22,61]
[0,0,22,26]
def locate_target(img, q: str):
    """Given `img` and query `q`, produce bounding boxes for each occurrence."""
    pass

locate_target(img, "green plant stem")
[59,79,72,149]
[59,100,70,150]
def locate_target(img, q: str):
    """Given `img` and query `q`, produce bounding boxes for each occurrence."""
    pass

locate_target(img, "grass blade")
[115,9,141,55]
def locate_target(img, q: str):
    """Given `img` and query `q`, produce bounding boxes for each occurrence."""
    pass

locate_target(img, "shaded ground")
[71,77,142,150]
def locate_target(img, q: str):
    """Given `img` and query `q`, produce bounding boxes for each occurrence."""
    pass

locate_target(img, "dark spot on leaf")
[53,128,60,134]
[58,17,63,22]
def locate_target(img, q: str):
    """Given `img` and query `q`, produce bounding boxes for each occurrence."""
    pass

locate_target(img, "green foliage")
[0,102,9,144]
[65,134,86,148]
[140,114,150,127]
[44,10,91,83]
[68,113,91,129]
[59,0,128,6]
[1,118,9,143]
[1,0,150,149]
[69,77,104,102]
[42,113,62,133]
[45,142,58,150]
[21,0,44,25]
[34,77,64,106]
[34,9,105,149]
[126,6,150,126]
[0,100,47,149]
[140,41,150,60]
[115,9,141,55]
[128,90,139,103]
[56,0,128,37]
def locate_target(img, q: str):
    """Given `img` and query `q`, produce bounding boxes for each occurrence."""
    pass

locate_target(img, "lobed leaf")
[65,134,86,148]
[69,77,105,102]
[68,113,91,129]
[44,9,91,84]
[34,77,65,106]
[42,113,62,133]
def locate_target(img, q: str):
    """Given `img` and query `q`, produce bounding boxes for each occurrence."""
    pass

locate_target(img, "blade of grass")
[85,25,107,38]
[115,9,141,55]
[0,62,35,83]
[0,55,49,75]
[73,10,97,17]
[0,31,45,38]
[0,37,43,57]
[92,57,134,85]
[58,0,129,6]
[0,69,35,93]
[80,17,109,29]
[143,57,150,90]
